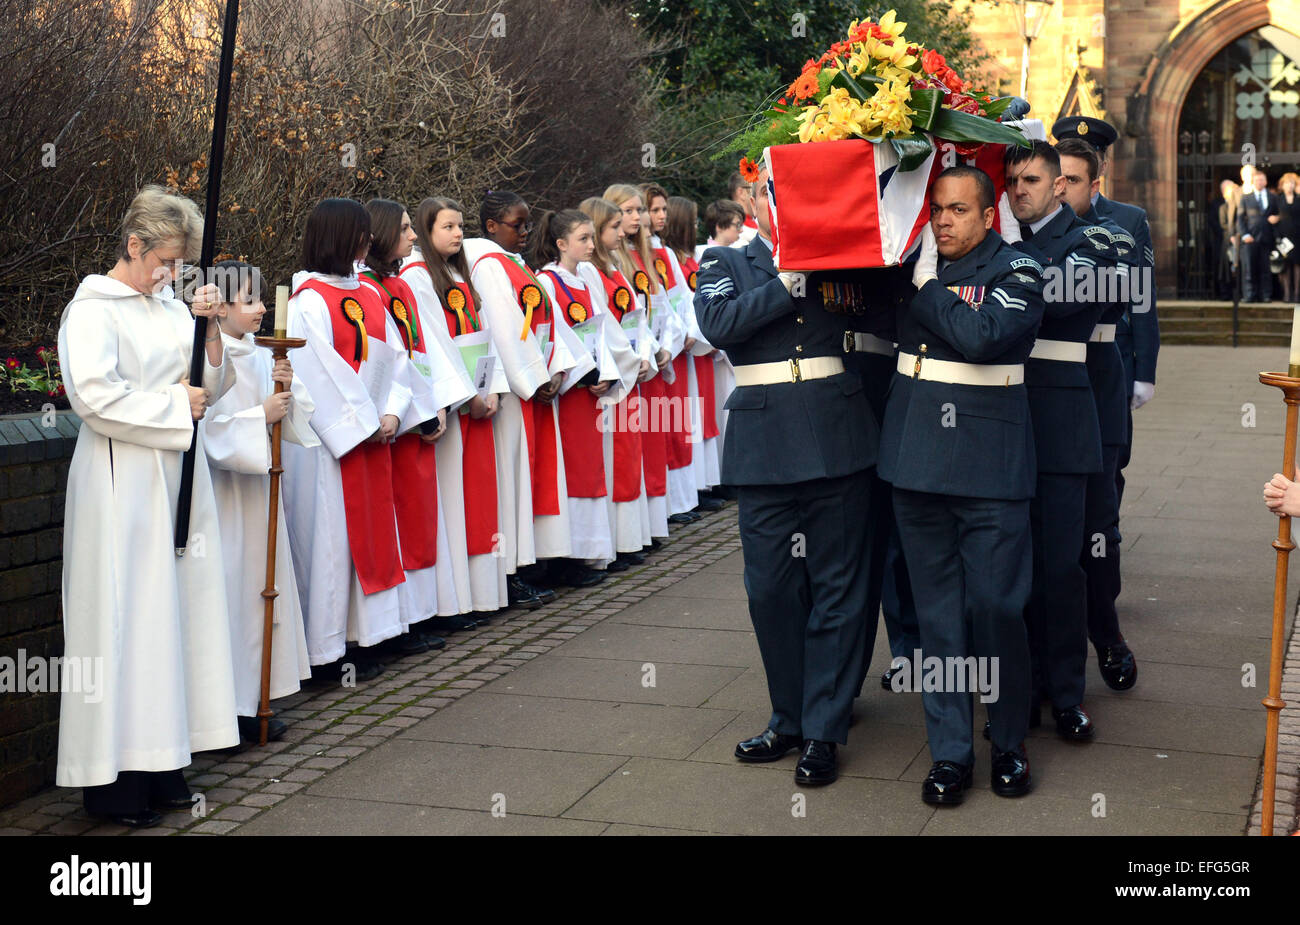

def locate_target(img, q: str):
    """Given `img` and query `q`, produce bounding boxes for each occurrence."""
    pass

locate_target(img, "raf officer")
[1052,116,1151,688]
[878,165,1044,805]
[1000,140,1124,741]
[695,167,879,786]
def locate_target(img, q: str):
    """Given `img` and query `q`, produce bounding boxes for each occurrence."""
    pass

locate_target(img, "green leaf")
[888,133,935,172]
[980,96,1017,120]
[829,67,882,101]
[931,108,1033,147]
[908,88,942,132]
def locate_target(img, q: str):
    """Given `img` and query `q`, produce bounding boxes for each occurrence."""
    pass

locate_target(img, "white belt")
[1089,323,1117,343]
[733,356,844,386]
[845,332,897,357]
[1029,338,1088,363]
[897,351,1024,387]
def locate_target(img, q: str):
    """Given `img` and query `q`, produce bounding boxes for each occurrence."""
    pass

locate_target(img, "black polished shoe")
[546,559,607,588]
[694,496,725,512]
[388,632,429,656]
[794,740,838,786]
[105,809,163,829]
[423,614,477,634]
[1098,642,1137,690]
[618,551,647,566]
[1052,704,1095,740]
[881,666,902,690]
[648,539,664,552]
[419,632,447,650]
[605,556,631,573]
[921,760,973,805]
[668,511,701,525]
[237,715,287,743]
[734,728,803,763]
[507,576,545,610]
[990,745,1032,797]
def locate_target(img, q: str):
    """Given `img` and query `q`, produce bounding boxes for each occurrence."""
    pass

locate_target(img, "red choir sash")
[413,273,498,554]
[666,352,693,470]
[291,278,404,594]
[594,267,642,502]
[544,270,606,499]
[361,272,439,570]
[478,252,562,517]
[626,254,670,494]
[651,246,679,290]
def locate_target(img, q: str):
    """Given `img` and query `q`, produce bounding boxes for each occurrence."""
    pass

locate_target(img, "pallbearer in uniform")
[1052,116,1151,690]
[58,186,239,827]
[878,166,1043,805]
[1001,140,1123,740]
[404,197,510,619]
[697,167,878,786]
[579,196,655,569]
[203,261,313,744]
[281,199,412,679]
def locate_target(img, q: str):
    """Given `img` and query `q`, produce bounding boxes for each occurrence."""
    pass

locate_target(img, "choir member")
[202,260,313,743]
[362,198,474,650]
[58,185,239,827]
[403,197,511,620]
[281,198,413,680]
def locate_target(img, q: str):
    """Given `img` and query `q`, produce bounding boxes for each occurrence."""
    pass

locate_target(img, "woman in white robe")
[402,202,511,617]
[201,261,313,737]
[57,186,239,827]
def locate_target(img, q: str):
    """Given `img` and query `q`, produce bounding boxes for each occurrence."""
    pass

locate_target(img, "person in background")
[1275,172,1300,303]
[727,172,758,246]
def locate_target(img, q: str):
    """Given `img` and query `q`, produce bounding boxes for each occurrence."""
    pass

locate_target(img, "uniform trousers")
[856,471,919,694]
[736,468,873,744]
[1085,443,1125,649]
[893,487,1032,766]
[1027,472,1088,710]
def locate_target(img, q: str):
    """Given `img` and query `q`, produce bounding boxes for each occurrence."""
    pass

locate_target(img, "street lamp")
[1013,0,1055,99]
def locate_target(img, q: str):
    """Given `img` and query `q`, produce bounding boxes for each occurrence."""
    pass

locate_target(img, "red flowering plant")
[1,345,64,397]
[727,9,1028,172]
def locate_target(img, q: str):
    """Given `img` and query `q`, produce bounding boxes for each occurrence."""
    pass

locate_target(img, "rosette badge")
[566,301,589,324]
[654,258,669,281]
[687,271,698,291]
[389,296,418,354]
[633,270,650,296]
[614,287,632,313]
[445,286,472,334]
[519,282,544,340]
[341,296,368,362]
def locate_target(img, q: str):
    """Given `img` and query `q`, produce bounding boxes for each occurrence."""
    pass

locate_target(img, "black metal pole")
[175,0,240,555]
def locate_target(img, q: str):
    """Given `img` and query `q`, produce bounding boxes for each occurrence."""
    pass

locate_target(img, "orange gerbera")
[792,70,821,100]
[738,156,761,183]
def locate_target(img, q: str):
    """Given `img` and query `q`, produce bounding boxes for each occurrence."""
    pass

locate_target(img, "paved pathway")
[1,345,1296,836]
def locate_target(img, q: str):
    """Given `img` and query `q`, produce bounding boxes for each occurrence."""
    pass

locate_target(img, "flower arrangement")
[1,346,64,399]
[730,9,1029,172]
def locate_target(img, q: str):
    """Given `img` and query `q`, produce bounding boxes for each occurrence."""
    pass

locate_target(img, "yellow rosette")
[341,296,368,362]
[445,286,470,334]
[519,283,543,341]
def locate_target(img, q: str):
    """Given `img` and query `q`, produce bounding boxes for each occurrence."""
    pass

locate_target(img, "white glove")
[912,224,938,288]
[1131,381,1154,410]
[998,192,1021,243]
[778,271,804,294]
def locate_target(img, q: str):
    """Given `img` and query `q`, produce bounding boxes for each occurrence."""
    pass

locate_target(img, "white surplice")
[201,333,314,716]
[462,238,555,569]
[401,254,510,611]
[280,271,409,664]
[56,275,240,788]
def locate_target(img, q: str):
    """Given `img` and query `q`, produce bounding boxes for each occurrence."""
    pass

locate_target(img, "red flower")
[738,157,762,183]
[5,357,18,371]
[921,49,947,75]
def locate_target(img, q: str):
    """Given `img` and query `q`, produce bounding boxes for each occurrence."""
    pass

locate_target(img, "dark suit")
[1236,187,1280,301]
[1015,207,1121,710]
[695,237,878,744]
[877,230,1043,766]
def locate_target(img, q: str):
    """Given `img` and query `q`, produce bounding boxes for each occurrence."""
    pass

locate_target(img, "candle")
[275,285,289,336]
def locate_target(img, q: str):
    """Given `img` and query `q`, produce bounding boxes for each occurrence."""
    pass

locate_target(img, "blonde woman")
[58,185,240,828]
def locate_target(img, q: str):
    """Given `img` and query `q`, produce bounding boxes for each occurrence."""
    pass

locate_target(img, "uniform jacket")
[1096,193,1159,387]
[694,237,878,486]
[877,230,1044,501]
[1081,205,1140,447]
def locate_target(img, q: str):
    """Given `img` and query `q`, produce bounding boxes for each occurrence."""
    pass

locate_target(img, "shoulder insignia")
[1010,256,1044,275]
[700,258,719,270]
[1013,272,1037,284]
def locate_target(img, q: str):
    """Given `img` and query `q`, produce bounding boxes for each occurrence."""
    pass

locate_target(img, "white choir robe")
[574,261,648,557]
[713,349,737,476]
[665,247,722,491]
[401,254,510,612]
[360,269,471,629]
[201,332,314,716]
[462,238,557,569]
[56,275,241,788]
[632,286,671,539]
[538,263,619,563]
[281,271,411,664]
[652,237,707,513]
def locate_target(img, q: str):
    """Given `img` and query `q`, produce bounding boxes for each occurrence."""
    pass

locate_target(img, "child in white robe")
[202,261,313,742]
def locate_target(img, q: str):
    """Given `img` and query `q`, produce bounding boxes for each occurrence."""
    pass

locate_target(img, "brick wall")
[0,411,79,808]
